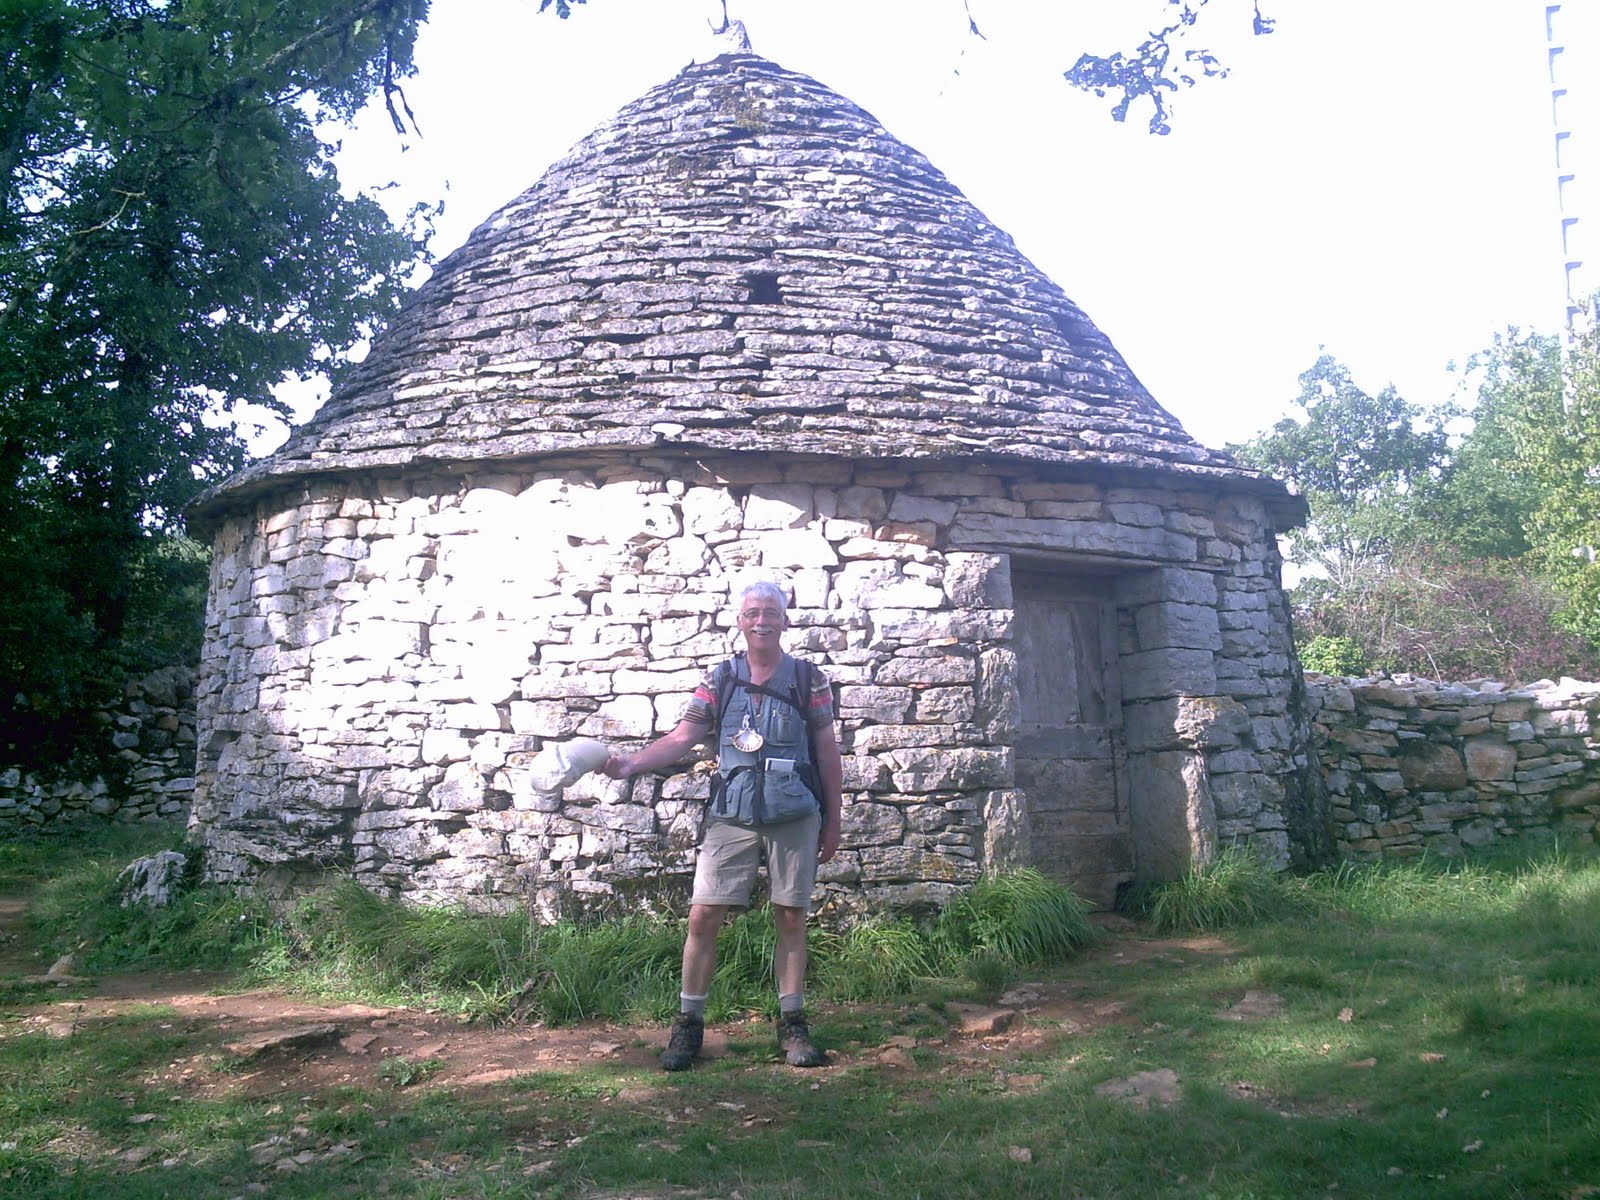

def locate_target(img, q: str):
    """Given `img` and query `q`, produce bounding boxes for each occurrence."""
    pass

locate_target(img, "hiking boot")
[660,1012,704,1072]
[776,1011,826,1067]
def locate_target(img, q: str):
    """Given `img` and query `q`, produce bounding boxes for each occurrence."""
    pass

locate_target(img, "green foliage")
[0,821,178,890]
[1293,546,1600,683]
[1231,353,1453,584]
[1237,337,1600,682]
[1506,321,1600,646]
[1296,633,1368,676]
[1063,0,1276,135]
[547,0,1273,137]
[0,0,436,767]
[1412,329,1560,560]
[1130,846,1309,933]
[377,1054,443,1087]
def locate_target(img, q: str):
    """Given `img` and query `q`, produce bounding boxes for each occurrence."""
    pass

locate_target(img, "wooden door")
[1012,573,1130,907]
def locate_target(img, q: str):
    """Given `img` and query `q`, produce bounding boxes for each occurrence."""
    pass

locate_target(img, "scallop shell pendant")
[730,714,765,753]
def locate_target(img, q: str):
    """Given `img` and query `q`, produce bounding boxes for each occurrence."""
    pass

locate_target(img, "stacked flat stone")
[0,666,197,831]
[191,454,1307,913]
[1307,675,1600,857]
[193,54,1289,519]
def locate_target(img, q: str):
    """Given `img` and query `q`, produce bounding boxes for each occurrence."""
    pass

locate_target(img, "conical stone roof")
[200,53,1287,511]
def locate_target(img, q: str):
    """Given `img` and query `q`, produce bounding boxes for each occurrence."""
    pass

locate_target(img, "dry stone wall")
[1307,675,1600,857]
[190,450,1305,914]
[0,667,197,831]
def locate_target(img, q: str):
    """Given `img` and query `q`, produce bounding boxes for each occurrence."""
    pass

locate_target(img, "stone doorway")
[1011,571,1132,907]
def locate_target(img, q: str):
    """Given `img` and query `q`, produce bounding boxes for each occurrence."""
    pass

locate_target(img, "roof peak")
[694,9,753,63]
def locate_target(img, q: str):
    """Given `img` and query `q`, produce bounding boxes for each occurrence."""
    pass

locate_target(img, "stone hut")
[186,50,1322,915]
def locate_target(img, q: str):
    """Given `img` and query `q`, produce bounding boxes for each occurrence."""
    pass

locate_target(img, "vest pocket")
[768,702,804,748]
[710,765,817,827]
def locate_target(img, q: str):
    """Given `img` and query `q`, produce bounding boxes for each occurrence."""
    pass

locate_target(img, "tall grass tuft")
[514,916,684,1023]
[1300,839,1600,931]
[810,916,940,1001]
[262,881,687,1021]
[1134,847,1304,933]
[712,906,780,1013]
[14,833,1101,1023]
[270,880,540,996]
[930,868,1095,967]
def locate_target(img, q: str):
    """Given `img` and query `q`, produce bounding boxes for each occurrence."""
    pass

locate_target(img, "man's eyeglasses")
[739,607,784,622]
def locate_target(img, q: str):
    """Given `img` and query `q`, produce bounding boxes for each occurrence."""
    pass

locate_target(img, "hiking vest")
[706,653,821,827]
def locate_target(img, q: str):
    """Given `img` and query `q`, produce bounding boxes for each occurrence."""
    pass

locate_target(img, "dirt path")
[0,893,1237,1103]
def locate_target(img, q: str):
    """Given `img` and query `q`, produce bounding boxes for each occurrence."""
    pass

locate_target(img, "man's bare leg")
[681,902,729,996]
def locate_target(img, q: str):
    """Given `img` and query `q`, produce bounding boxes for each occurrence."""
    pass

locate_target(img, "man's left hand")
[817,819,841,864]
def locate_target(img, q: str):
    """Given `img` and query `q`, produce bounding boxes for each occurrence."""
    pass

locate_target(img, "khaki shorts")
[692,811,822,910]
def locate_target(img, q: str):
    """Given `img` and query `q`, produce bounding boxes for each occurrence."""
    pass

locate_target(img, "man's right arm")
[603,664,722,780]
[603,717,711,780]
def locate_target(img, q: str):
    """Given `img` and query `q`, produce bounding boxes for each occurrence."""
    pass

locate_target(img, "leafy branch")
[1063,0,1275,134]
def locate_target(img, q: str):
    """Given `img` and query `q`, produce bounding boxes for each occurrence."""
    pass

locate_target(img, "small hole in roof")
[746,271,783,305]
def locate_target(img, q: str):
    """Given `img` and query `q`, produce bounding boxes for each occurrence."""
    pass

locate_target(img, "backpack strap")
[712,653,811,726]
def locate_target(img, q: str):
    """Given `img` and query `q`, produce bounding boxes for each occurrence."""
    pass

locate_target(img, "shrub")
[1297,633,1369,676]
[1295,546,1600,683]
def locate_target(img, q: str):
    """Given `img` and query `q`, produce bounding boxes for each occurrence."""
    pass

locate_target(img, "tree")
[1236,336,1600,682]
[1508,320,1600,645]
[1405,330,1561,562]
[1230,354,1452,588]
[0,1,435,766]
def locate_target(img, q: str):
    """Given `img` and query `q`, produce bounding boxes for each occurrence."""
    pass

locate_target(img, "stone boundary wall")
[1305,674,1600,858]
[0,667,198,832]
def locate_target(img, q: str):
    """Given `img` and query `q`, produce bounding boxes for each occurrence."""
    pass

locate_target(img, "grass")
[1124,846,1313,933]
[11,824,268,973]
[2,826,1598,1198]
[2,824,1095,1022]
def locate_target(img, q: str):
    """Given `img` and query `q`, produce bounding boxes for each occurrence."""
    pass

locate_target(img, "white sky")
[266,0,1600,455]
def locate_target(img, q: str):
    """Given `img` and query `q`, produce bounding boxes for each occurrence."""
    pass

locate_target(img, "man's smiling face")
[737,597,788,648]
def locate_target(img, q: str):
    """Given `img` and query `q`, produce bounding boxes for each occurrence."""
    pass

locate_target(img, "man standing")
[604,581,844,1070]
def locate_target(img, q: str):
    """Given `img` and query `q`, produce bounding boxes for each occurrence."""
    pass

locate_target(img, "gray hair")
[736,580,790,613]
